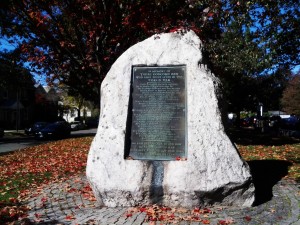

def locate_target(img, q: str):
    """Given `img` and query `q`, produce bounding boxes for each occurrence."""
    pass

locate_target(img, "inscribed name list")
[129,66,187,160]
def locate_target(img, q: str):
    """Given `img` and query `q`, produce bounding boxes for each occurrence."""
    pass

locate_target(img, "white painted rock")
[86,30,255,208]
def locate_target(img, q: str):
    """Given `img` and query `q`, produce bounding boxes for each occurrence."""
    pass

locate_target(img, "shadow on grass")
[248,160,292,206]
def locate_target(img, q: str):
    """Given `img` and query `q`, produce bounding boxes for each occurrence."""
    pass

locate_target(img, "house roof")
[34,84,59,101]
[0,99,24,109]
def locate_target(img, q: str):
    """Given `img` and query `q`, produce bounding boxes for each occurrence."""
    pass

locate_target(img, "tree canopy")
[0,53,34,89]
[0,0,299,108]
[281,73,300,115]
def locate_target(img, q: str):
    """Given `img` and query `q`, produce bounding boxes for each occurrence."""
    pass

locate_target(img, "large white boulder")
[86,30,255,208]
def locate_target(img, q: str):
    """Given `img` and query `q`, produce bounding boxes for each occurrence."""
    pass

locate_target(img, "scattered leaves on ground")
[0,137,93,223]
[125,205,236,224]
[1,134,300,224]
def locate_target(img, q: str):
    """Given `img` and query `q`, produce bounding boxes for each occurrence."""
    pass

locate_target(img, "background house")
[0,84,60,129]
[0,59,36,129]
[34,84,60,123]
[0,83,35,129]
[0,58,60,130]
[0,58,99,129]
[57,85,98,124]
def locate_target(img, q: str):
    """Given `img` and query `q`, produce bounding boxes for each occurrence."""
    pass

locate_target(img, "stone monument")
[86,30,255,208]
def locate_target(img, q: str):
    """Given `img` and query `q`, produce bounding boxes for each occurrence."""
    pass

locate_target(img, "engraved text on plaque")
[128,66,187,160]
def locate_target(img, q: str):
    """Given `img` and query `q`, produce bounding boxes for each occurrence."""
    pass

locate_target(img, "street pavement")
[24,175,300,225]
[0,141,45,153]
[0,128,97,154]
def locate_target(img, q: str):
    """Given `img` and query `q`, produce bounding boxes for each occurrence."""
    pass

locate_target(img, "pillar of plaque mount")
[127,65,187,161]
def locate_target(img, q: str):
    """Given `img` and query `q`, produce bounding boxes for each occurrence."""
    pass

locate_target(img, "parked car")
[35,121,71,139]
[269,116,281,128]
[70,121,87,131]
[240,116,256,127]
[85,118,99,128]
[25,122,49,135]
[240,117,251,127]
[255,116,270,130]
[0,127,4,138]
[279,116,300,130]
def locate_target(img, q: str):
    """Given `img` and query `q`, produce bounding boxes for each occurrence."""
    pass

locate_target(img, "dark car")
[240,116,256,127]
[70,121,87,131]
[25,122,49,135]
[279,116,300,130]
[85,118,99,128]
[35,121,71,139]
[255,116,270,130]
[269,116,281,128]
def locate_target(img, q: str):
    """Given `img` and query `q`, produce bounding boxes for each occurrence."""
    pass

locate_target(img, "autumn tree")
[0,0,299,109]
[58,85,94,121]
[281,73,300,115]
[0,52,35,90]
[1,0,211,104]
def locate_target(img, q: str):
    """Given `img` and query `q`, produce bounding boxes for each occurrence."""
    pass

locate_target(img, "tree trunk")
[77,108,81,120]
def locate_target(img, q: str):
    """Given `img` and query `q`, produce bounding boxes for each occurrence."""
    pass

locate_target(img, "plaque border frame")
[124,64,188,161]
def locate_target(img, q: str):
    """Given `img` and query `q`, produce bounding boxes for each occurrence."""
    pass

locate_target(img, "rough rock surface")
[86,30,255,208]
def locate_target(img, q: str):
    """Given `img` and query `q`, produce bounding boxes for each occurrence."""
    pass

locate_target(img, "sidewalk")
[24,175,300,225]
[1,130,31,142]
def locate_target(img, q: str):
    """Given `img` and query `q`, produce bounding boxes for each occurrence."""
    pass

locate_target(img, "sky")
[0,38,47,85]
[0,38,15,51]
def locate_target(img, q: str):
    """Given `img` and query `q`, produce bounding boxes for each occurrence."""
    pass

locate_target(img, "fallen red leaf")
[202,219,210,224]
[193,208,200,213]
[9,198,18,204]
[161,206,171,211]
[244,216,251,221]
[203,208,211,213]
[218,218,235,224]
[149,217,158,221]
[192,216,201,221]
[140,207,147,212]
[65,214,75,220]
[159,215,165,220]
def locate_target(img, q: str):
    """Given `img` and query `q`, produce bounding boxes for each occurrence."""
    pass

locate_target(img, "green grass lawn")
[0,137,92,203]
[238,143,300,182]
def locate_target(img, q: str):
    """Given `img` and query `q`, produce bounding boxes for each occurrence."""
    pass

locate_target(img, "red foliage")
[1,0,219,103]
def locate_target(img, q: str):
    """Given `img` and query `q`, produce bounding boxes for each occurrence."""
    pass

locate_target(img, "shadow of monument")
[247,160,292,206]
[149,161,164,204]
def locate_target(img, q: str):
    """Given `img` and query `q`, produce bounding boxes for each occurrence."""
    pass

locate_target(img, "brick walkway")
[25,175,300,225]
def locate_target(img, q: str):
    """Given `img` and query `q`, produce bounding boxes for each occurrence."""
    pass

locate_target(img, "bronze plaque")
[128,65,187,160]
